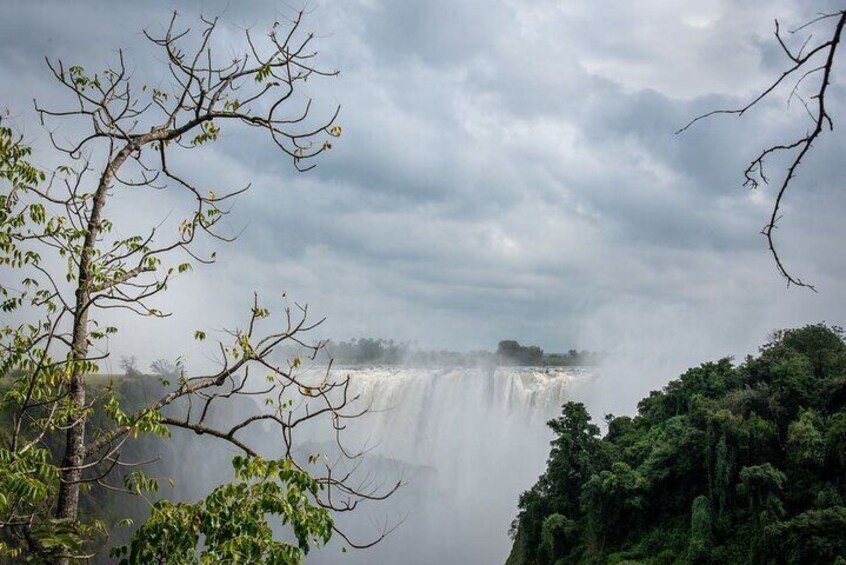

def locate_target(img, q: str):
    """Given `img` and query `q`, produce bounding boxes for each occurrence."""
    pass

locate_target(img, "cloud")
[2,0,846,404]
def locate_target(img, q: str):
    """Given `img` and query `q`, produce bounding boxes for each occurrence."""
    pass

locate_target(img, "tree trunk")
[54,145,134,563]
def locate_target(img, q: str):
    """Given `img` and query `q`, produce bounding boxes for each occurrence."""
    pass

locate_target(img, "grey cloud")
[2,0,846,396]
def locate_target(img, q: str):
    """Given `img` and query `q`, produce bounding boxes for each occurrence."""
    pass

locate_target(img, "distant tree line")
[543,350,603,367]
[324,338,495,366]
[324,338,601,367]
[325,338,410,365]
[497,341,603,367]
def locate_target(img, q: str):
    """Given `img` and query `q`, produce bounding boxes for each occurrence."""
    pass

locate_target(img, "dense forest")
[507,324,846,565]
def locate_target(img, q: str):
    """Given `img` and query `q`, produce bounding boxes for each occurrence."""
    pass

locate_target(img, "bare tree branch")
[677,10,846,290]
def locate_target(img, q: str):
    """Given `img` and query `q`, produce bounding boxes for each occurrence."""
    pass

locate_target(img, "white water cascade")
[302,365,597,565]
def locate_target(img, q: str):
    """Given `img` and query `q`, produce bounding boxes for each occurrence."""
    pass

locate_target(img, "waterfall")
[139,365,596,564]
[302,365,597,565]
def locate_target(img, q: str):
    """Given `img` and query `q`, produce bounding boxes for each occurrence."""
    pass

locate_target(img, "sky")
[2,0,846,409]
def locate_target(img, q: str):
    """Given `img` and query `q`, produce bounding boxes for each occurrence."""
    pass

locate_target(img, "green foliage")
[688,495,711,563]
[111,456,333,564]
[0,124,84,561]
[786,409,826,468]
[737,463,786,531]
[509,324,846,564]
[0,123,45,192]
[765,507,846,564]
[539,514,576,563]
[190,120,220,146]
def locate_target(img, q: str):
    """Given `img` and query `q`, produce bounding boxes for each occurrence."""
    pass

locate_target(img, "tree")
[736,464,786,527]
[497,340,544,365]
[679,9,846,290]
[688,495,712,564]
[786,409,826,468]
[511,402,603,564]
[1,11,395,564]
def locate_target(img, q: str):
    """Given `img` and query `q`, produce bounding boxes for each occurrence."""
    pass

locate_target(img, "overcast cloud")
[3,0,846,411]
